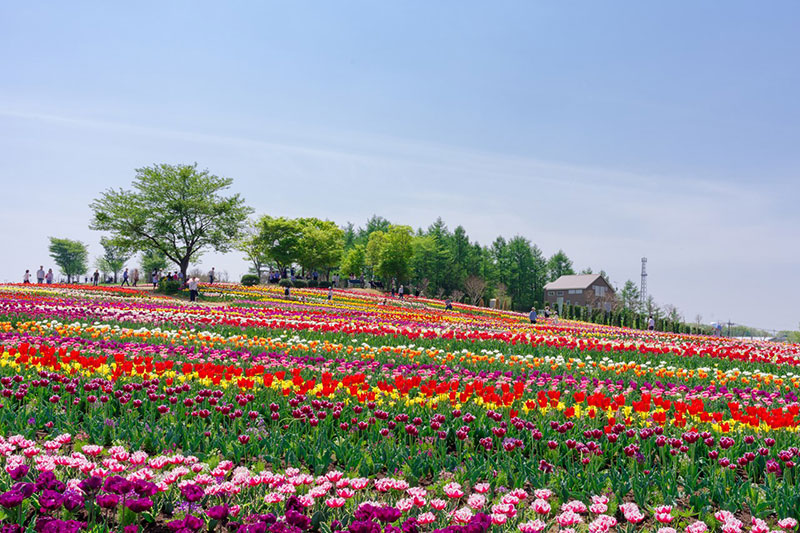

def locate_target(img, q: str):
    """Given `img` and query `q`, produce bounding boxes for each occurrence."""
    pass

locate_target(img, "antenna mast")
[640,257,648,306]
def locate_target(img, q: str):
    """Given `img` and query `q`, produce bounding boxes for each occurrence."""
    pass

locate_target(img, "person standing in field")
[45,269,54,284]
[23,270,31,284]
[132,268,139,287]
[36,266,45,284]
[327,287,333,301]
[209,267,215,284]
[93,270,100,286]
[529,306,538,324]
[648,315,655,331]
[188,277,199,302]
[121,268,130,286]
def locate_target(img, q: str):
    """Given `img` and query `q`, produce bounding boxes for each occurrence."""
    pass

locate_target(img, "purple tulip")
[103,475,132,495]
[38,489,64,512]
[207,505,230,520]
[96,493,120,509]
[0,490,24,509]
[8,464,29,481]
[125,497,154,513]
[78,476,102,493]
[180,483,205,503]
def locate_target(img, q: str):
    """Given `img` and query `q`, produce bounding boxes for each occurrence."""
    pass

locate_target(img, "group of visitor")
[23,265,55,284]
[529,305,559,324]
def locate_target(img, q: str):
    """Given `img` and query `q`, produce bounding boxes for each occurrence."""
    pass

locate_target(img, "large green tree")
[506,236,537,311]
[89,163,252,278]
[48,237,88,283]
[237,220,271,278]
[297,218,345,277]
[256,215,303,273]
[364,230,387,278]
[98,237,130,283]
[547,249,575,281]
[375,225,414,283]
[620,280,641,311]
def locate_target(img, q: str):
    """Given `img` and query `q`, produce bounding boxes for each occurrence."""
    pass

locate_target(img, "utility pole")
[640,258,648,307]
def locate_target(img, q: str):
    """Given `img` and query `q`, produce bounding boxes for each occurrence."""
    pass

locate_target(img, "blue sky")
[1,1,798,330]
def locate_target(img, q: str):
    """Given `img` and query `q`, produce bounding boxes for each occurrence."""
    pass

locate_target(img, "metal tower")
[640,257,648,305]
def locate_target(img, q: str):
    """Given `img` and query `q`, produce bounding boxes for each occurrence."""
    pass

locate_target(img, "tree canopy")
[255,216,303,273]
[97,237,130,283]
[547,249,575,281]
[89,163,252,277]
[48,237,88,283]
[296,218,345,275]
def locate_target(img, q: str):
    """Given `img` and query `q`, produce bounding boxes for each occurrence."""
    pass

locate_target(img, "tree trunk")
[180,257,190,282]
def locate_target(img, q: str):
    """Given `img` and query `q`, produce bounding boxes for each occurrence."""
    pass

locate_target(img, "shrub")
[307,280,318,288]
[241,274,260,286]
[278,279,294,288]
[158,279,182,295]
[293,280,308,288]
[317,281,331,289]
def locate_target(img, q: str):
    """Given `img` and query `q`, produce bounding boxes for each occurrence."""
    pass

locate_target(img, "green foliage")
[240,274,260,286]
[375,225,414,282]
[293,279,308,288]
[297,218,345,275]
[48,237,88,282]
[140,248,167,275]
[237,219,271,278]
[620,280,641,311]
[90,163,252,276]
[356,215,392,246]
[340,244,366,277]
[504,236,546,310]
[547,249,575,282]
[97,237,130,283]
[364,230,386,275]
[278,279,294,288]
[157,279,182,294]
[256,215,303,271]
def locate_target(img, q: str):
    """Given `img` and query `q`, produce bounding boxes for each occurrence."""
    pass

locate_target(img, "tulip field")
[0,283,799,533]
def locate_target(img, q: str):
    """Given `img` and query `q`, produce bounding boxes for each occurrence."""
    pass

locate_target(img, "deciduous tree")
[90,163,252,278]
[256,215,303,274]
[98,237,130,283]
[48,237,88,283]
[297,218,345,277]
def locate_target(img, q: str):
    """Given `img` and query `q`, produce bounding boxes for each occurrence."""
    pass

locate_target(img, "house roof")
[544,274,606,291]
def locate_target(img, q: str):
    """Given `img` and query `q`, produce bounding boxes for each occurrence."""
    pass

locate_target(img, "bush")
[293,280,308,288]
[158,279,182,295]
[317,281,331,289]
[278,279,294,288]
[307,280,318,288]
[241,274,260,286]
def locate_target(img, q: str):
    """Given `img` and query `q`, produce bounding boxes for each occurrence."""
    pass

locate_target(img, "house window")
[548,291,554,296]
[557,291,563,296]
[568,289,582,295]
[594,285,606,297]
